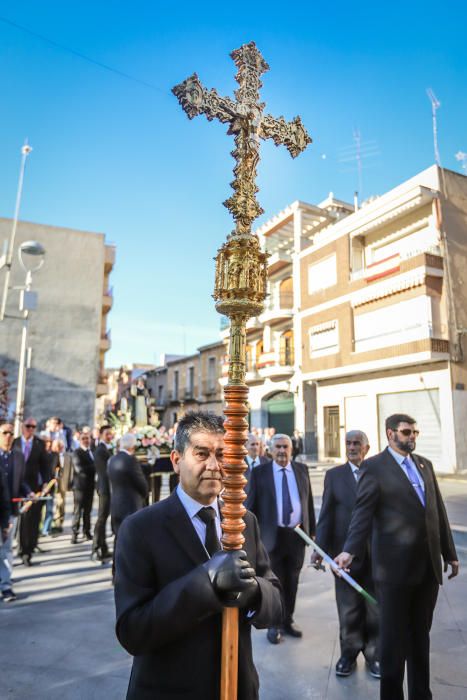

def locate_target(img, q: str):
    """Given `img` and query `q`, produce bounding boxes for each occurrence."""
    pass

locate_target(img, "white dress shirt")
[348,461,360,481]
[246,455,259,470]
[388,446,425,495]
[176,484,222,546]
[272,461,302,528]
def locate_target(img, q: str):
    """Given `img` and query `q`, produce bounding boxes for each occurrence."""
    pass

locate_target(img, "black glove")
[203,550,257,606]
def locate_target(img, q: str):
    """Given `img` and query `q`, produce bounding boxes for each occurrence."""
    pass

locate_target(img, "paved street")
[0,477,466,699]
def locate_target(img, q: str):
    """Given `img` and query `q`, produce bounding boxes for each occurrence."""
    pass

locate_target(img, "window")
[157,384,164,404]
[173,371,179,400]
[208,357,216,390]
[309,321,339,358]
[187,366,195,396]
[354,296,432,353]
[308,254,337,294]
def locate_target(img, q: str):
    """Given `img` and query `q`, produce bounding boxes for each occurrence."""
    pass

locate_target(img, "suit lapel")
[166,492,209,566]
[291,461,308,517]
[344,462,358,495]
[265,462,277,507]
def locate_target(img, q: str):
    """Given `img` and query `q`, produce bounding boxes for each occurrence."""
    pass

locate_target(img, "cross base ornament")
[173,41,312,700]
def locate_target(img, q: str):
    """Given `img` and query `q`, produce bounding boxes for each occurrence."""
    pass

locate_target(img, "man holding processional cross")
[114,42,312,699]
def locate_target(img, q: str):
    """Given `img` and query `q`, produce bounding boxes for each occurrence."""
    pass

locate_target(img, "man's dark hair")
[99,424,112,435]
[174,411,224,455]
[385,413,416,432]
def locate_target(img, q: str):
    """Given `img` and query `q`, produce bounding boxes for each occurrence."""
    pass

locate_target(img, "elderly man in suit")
[13,417,50,565]
[51,439,73,533]
[244,432,268,490]
[246,432,316,644]
[336,413,459,700]
[114,411,282,700]
[0,421,29,600]
[92,424,114,562]
[108,432,148,540]
[313,430,380,678]
[71,431,96,543]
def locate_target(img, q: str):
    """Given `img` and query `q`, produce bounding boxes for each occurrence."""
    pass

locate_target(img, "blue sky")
[1,1,466,367]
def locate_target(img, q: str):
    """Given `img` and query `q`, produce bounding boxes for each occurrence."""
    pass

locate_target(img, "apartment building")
[225,165,467,474]
[163,340,225,426]
[0,218,115,426]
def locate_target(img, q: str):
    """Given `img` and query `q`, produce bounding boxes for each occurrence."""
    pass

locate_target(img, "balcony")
[259,293,294,325]
[167,390,180,404]
[257,350,294,379]
[99,331,111,352]
[202,380,219,397]
[267,250,292,274]
[102,287,113,313]
[104,245,116,272]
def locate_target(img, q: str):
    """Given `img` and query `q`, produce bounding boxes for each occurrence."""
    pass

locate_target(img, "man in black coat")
[313,430,379,678]
[13,418,50,565]
[114,411,282,700]
[244,432,268,490]
[336,413,459,700]
[246,433,316,644]
[107,432,148,538]
[92,425,114,561]
[71,431,96,543]
[1,421,29,600]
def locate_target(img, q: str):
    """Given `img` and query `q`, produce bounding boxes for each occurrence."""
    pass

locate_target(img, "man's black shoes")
[283,621,303,638]
[335,657,356,676]
[267,627,281,644]
[2,588,17,602]
[70,534,78,544]
[21,554,32,566]
[366,660,381,679]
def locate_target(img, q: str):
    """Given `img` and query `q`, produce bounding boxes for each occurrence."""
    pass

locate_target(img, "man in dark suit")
[51,439,73,532]
[71,430,96,543]
[107,432,148,539]
[13,418,50,565]
[313,430,379,678]
[114,411,282,700]
[244,432,268,490]
[92,424,114,561]
[0,421,30,600]
[336,413,459,700]
[246,433,316,644]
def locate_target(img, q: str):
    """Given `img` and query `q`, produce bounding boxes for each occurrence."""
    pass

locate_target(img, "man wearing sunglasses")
[0,422,30,600]
[13,418,50,566]
[336,413,458,700]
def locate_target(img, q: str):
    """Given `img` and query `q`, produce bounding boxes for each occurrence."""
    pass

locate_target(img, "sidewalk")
[0,483,465,699]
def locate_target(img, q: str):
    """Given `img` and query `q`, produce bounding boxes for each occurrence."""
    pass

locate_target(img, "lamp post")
[13,240,46,436]
[0,141,33,321]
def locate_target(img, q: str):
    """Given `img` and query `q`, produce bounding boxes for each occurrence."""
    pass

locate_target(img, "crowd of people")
[0,410,460,700]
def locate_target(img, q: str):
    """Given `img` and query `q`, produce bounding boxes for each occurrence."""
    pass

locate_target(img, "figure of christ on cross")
[172,41,312,235]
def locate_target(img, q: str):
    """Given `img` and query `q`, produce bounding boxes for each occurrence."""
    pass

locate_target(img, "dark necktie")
[197,506,221,556]
[402,457,425,506]
[281,468,293,527]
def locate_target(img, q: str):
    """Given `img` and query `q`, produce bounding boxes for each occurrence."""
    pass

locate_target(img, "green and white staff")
[294,525,378,606]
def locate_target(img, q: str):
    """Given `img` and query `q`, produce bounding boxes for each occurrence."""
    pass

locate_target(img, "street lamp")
[14,240,46,435]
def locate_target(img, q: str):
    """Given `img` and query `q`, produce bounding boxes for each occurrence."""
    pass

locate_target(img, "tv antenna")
[337,128,380,200]
[426,88,442,167]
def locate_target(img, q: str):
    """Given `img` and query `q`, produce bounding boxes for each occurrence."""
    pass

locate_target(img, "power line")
[0,14,168,95]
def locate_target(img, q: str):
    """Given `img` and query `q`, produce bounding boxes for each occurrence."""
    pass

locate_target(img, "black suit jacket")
[245,460,316,553]
[71,448,96,492]
[0,467,10,529]
[12,436,50,492]
[108,451,148,534]
[343,448,457,585]
[94,442,112,497]
[316,462,369,574]
[114,491,282,700]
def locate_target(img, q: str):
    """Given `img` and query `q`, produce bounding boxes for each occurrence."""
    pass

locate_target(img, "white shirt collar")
[273,460,292,472]
[348,461,360,474]
[388,446,411,466]
[176,483,220,521]
[120,449,132,456]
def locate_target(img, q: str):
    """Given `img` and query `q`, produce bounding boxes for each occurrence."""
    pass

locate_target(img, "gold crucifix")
[173,42,311,700]
[172,41,311,236]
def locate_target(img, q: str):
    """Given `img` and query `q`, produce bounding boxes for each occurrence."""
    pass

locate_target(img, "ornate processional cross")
[173,41,311,236]
[172,42,311,700]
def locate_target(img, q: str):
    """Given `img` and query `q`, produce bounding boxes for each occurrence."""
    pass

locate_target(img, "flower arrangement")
[134,425,173,465]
